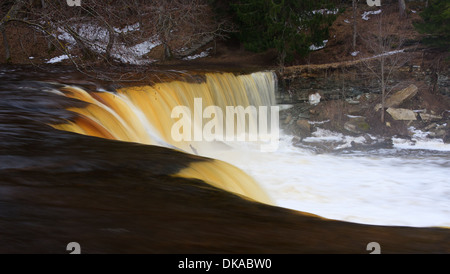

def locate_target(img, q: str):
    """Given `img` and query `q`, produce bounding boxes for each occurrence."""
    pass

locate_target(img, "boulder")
[386,108,417,120]
[344,117,370,134]
[375,84,418,111]
[419,113,442,121]
[308,92,321,105]
[295,119,311,138]
[283,113,293,124]
[444,131,450,144]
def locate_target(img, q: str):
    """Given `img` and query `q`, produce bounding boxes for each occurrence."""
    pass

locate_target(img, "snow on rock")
[182,48,212,60]
[393,126,450,151]
[308,92,321,105]
[111,36,161,65]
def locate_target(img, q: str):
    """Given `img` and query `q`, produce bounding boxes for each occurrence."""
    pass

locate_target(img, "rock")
[375,84,418,111]
[387,84,419,107]
[283,113,293,124]
[295,119,311,138]
[308,92,321,105]
[424,122,438,131]
[386,108,417,121]
[419,113,443,121]
[433,129,446,138]
[344,117,370,134]
[345,98,360,105]
[444,131,450,144]
[425,123,448,139]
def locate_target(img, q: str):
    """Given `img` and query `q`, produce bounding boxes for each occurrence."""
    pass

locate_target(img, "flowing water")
[49,69,450,228]
[1,65,449,253]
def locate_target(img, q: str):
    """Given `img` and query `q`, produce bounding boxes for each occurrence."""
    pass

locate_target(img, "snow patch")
[54,22,161,65]
[308,92,321,105]
[182,47,213,61]
[362,9,382,21]
[309,40,328,51]
[113,23,140,34]
[303,128,367,149]
[371,49,404,59]
[308,120,330,125]
[47,55,70,64]
[393,127,450,151]
[312,9,339,15]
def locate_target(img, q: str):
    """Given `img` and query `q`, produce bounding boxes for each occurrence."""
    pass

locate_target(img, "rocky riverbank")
[279,82,450,153]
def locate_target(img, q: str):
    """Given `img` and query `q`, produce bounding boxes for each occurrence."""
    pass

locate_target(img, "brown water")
[0,65,449,254]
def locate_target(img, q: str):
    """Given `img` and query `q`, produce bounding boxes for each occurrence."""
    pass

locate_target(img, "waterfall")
[52,71,278,205]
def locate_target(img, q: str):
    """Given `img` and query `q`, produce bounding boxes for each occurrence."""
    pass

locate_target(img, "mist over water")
[201,133,450,227]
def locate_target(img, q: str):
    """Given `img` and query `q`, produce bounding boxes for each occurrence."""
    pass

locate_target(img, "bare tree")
[1,0,232,68]
[0,0,27,62]
[358,8,413,123]
[398,0,406,17]
[352,0,358,51]
[152,0,233,60]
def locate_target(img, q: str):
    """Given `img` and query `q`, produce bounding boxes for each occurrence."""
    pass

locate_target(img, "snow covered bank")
[53,22,161,65]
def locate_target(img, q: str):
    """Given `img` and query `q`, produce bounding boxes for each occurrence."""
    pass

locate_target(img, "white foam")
[200,132,450,228]
[393,127,450,152]
[303,128,366,149]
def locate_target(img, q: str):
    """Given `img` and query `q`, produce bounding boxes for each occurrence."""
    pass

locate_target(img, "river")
[1,65,449,253]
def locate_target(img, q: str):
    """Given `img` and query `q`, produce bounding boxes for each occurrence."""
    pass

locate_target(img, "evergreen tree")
[414,0,450,50]
[230,0,338,66]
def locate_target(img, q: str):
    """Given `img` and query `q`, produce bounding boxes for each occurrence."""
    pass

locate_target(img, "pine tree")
[230,0,338,66]
[414,0,450,50]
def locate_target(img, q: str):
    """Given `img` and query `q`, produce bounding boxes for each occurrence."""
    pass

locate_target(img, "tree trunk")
[381,56,385,123]
[352,0,357,51]
[163,43,172,61]
[431,56,441,94]
[105,25,115,61]
[1,27,11,63]
[0,0,28,63]
[398,0,406,17]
